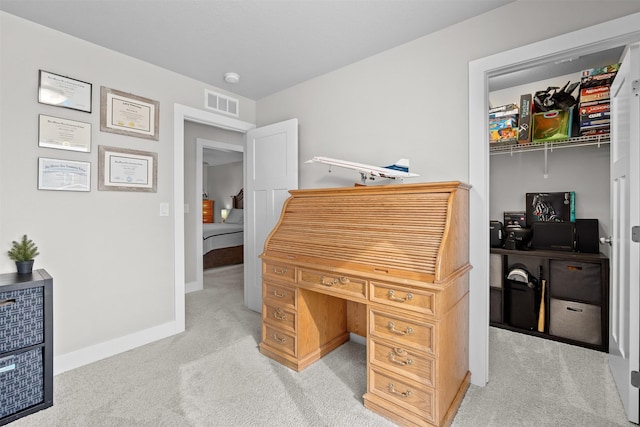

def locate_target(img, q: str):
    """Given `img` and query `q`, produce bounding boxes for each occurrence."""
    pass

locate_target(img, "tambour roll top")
[262,182,470,283]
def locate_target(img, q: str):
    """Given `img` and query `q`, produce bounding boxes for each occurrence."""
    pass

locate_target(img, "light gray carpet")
[10,265,632,426]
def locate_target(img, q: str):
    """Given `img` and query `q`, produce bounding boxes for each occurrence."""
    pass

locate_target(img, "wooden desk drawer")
[298,269,366,300]
[370,339,434,387]
[263,324,296,357]
[370,281,435,316]
[263,302,296,333]
[370,309,434,355]
[369,366,435,423]
[263,282,296,309]
[263,262,296,283]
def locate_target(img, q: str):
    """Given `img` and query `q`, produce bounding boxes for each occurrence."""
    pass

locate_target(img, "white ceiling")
[0,0,514,100]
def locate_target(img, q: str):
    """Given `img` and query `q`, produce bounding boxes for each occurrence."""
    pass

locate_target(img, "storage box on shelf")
[0,270,53,426]
[489,248,608,351]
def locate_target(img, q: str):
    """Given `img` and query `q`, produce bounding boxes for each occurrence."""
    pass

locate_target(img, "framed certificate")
[98,145,157,192]
[38,114,91,152]
[38,158,91,192]
[100,87,159,140]
[38,70,92,113]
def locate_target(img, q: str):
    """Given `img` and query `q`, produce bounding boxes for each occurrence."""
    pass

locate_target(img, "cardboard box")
[532,109,573,142]
[526,192,575,225]
[580,118,610,128]
[580,63,620,89]
[580,86,610,103]
[489,103,518,114]
[489,115,518,143]
[580,127,610,137]
[517,94,532,143]
[504,211,527,228]
[579,103,610,117]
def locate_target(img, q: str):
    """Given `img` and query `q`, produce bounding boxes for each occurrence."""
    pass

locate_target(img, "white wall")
[0,12,255,371]
[257,1,640,189]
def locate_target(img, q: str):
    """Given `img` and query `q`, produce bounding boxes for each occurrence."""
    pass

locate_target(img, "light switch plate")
[159,202,169,217]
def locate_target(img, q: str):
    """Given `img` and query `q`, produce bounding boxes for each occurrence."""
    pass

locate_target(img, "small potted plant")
[7,234,39,274]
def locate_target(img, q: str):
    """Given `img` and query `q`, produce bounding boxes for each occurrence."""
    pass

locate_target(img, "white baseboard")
[349,333,366,346]
[185,280,201,293]
[53,320,182,375]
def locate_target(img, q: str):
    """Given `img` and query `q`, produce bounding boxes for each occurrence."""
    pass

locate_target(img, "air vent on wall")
[204,89,239,117]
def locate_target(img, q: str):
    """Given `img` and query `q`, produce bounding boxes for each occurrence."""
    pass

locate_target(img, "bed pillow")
[226,208,243,224]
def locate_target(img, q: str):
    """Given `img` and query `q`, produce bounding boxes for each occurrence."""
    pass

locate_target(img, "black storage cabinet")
[490,248,609,352]
[0,269,53,425]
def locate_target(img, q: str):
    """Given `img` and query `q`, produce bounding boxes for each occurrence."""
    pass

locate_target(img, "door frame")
[173,104,254,332]
[468,13,640,386]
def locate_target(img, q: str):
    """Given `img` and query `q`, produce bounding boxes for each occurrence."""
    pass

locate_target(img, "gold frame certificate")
[38,115,91,152]
[100,87,159,140]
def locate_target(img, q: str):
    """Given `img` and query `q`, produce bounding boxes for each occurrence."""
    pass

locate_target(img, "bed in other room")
[203,189,244,269]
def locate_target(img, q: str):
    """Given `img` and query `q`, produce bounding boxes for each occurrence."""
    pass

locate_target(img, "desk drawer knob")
[271,333,287,344]
[272,267,288,275]
[388,290,413,302]
[388,321,413,336]
[272,290,287,298]
[320,276,350,286]
[388,383,412,398]
[389,351,413,366]
[321,276,337,286]
[273,308,287,321]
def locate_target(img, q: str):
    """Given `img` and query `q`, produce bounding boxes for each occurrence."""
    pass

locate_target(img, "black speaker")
[575,219,600,253]
[532,222,575,251]
[490,221,504,248]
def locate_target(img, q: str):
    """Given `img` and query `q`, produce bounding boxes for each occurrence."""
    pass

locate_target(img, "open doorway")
[191,139,244,293]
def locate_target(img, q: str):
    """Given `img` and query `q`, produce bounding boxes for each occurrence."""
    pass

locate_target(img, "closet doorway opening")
[468,13,640,392]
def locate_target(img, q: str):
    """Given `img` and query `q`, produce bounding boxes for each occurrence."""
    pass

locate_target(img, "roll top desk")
[259,182,471,427]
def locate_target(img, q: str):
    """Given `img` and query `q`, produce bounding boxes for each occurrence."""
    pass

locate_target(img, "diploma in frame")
[100,87,160,140]
[38,158,91,192]
[98,145,157,192]
[38,115,92,152]
[38,70,92,113]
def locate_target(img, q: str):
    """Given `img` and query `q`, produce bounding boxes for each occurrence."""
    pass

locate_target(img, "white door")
[245,119,298,312]
[609,43,639,423]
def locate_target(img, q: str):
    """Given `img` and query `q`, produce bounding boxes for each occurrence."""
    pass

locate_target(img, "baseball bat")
[538,279,546,332]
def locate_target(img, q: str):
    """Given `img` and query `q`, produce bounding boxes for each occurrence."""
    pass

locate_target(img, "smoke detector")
[224,72,240,84]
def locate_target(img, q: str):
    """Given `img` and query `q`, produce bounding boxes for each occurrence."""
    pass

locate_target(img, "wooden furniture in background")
[0,270,53,426]
[490,248,609,352]
[202,199,214,223]
[203,188,244,269]
[259,182,471,427]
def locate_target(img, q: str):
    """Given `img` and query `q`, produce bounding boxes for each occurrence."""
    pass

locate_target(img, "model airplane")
[306,156,419,184]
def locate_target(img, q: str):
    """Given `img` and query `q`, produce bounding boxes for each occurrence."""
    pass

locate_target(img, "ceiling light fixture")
[224,72,240,84]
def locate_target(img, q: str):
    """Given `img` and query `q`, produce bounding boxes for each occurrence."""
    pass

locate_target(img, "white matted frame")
[98,145,157,192]
[100,87,159,140]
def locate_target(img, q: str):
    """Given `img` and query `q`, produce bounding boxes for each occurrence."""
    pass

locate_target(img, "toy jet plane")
[306,156,419,184]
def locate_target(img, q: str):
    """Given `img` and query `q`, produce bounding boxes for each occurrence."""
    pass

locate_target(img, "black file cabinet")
[0,270,53,425]
[490,249,608,352]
